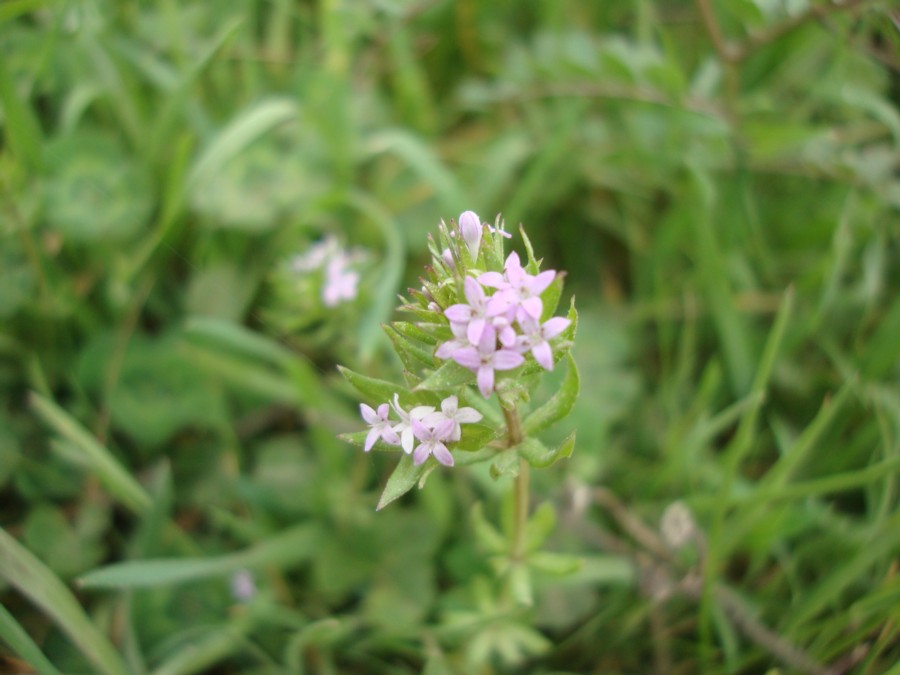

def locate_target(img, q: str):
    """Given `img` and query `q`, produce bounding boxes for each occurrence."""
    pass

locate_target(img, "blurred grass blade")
[0,527,129,675]
[78,523,320,588]
[0,55,43,171]
[364,129,465,214]
[186,98,299,191]
[346,190,406,361]
[0,603,64,675]
[151,617,254,675]
[725,285,795,470]
[29,392,152,515]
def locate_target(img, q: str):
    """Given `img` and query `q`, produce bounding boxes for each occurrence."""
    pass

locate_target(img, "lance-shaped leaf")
[455,423,501,452]
[471,503,506,553]
[528,551,583,576]
[392,320,442,346]
[519,224,540,275]
[519,431,576,469]
[539,274,565,322]
[338,366,399,404]
[338,430,403,453]
[522,353,580,436]
[490,448,521,479]
[416,360,475,391]
[376,454,431,511]
[384,325,437,370]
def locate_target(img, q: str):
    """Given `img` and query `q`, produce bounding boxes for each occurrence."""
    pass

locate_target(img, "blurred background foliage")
[1,0,899,673]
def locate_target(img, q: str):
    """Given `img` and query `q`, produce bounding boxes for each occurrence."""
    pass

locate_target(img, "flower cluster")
[291,235,363,307]
[360,394,482,467]
[433,215,571,397]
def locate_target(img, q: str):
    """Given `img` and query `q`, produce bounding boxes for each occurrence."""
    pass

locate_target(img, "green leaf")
[338,430,402,453]
[518,223,539,274]
[0,54,43,171]
[78,524,319,588]
[539,273,565,322]
[186,97,298,192]
[522,352,580,436]
[29,392,152,515]
[0,603,64,675]
[337,366,400,404]
[519,432,576,469]
[471,503,506,553]
[385,325,436,370]
[455,423,500,452]
[490,449,520,479]
[0,527,129,675]
[376,454,429,511]
[528,551,583,576]
[415,360,475,392]
[525,502,557,552]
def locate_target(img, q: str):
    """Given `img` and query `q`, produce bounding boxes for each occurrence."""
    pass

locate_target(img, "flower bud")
[458,210,482,259]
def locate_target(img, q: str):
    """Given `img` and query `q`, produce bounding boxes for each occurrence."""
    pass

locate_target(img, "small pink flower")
[479,252,556,322]
[444,276,511,344]
[390,394,435,454]
[517,316,571,370]
[423,395,483,440]
[451,325,525,397]
[411,418,456,466]
[360,403,401,451]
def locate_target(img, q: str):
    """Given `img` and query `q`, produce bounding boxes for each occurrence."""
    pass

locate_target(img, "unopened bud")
[458,210,482,259]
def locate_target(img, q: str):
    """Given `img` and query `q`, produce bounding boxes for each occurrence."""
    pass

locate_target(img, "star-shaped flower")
[360,403,401,451]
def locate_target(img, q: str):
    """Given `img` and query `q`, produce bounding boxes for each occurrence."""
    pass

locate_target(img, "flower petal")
[364,428,379,452]
[492,349,525,371]
[451,347,482,370]
[529,269,556,296]
[455,406,483,423]
[541,316,571,339]
[532,341,553,370]
[360,403,377,424]
[444,304,472,323]
[478,271,506,289]
[477,365,494,397]
[432,443,455,467]
[413,443,430,465]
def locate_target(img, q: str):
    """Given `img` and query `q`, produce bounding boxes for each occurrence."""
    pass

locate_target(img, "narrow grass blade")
[151,617,254,675]
[186,98,299,191]
[346,190,406,362]
[0,527,129,675]
[0,603,64,675]
[78,523,320,589]
[29,392,152,515]
[0,56,43,171]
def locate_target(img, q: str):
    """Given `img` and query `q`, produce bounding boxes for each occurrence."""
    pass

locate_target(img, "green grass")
[1,1,899,673]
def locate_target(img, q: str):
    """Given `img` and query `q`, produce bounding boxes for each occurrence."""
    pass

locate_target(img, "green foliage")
[1,1,899,673]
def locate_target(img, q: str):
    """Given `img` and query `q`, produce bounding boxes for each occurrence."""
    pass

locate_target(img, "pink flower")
[360,403,401,451]
[323,254,360,307]
[435,320,470,360]
[411,418,456,466]
[479,252,556,322]
[450,325,525,397]
[444,276,511,344]
[516,316,571,370]
[423,395,483,440]
[390,394,435,454]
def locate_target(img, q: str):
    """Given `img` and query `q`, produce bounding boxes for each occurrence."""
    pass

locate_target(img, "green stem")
[502,404,529,562]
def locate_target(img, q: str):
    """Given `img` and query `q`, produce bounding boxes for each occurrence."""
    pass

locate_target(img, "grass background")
[1,1,899,673]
